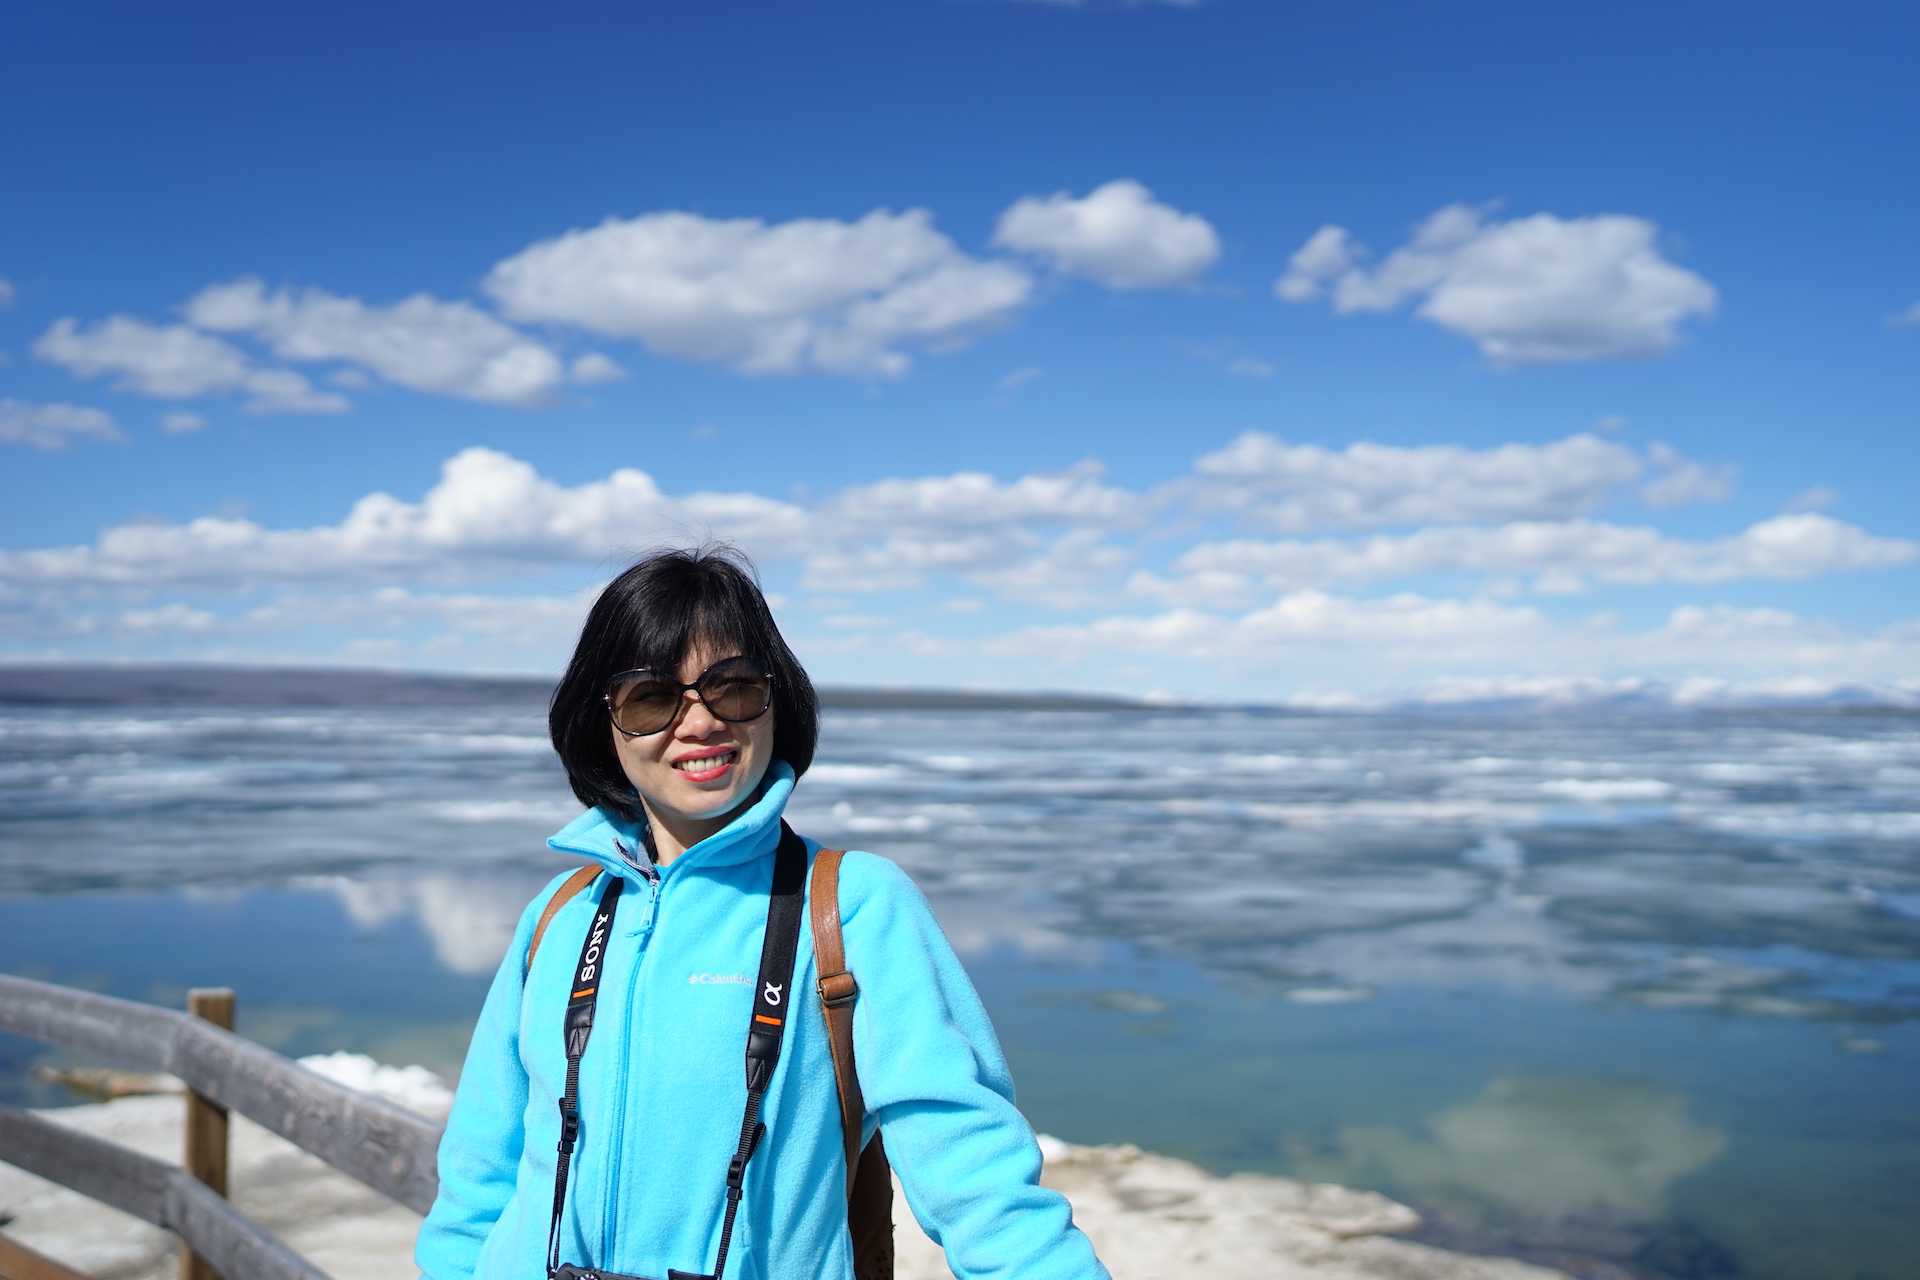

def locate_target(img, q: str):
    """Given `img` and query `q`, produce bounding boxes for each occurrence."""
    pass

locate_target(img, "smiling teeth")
[674,751,736,772]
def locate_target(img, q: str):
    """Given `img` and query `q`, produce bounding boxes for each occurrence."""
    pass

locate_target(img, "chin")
[670,772,761,816]
[681,789,747,818]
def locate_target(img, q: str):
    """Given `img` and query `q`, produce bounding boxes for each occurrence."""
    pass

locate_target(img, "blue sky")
[3,0,1917,702]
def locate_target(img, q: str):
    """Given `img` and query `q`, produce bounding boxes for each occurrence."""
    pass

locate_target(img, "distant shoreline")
[0,662,1910,716]
[0,662,1147,712]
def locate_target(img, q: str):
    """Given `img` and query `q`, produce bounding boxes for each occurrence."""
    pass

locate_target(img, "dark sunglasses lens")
[608,676,679,735]
[698,660,771,722]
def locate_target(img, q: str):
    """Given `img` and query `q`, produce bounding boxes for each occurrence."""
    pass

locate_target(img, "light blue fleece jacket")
[416,762,1108,1280]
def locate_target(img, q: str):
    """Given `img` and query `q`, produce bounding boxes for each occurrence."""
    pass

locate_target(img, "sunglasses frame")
[603,655,776,738]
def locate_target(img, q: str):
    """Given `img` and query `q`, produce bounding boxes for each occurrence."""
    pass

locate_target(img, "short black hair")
[549,546,819,822]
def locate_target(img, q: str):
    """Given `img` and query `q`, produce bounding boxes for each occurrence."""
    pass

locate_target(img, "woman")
[417,547,1109,1280]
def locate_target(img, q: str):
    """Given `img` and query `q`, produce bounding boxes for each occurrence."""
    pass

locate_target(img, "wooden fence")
[0,973,444,1280]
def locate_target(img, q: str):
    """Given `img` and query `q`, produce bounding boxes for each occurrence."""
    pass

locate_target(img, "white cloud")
[1225,356,1275,377]
[830,461,1142,533]
[0,442,1144,603]
[240,368,351,413]
[801,463,1145,592]
[1890,301,1920,326]
[1639,441,1734,506]
[162,411,207,434]
[0,277,14,307]
[1693,513,1919,579]
[992,179,1220,288]
[0,447,805,589]
[33,315,347,412]
[1278,204,1718,364]
[5,583,597,670]
[1188,431,1717,530]
[0,399,125,450]
[186,278,566,406]
[1275,226,1357,302]
[36,316,250,396]
[0,433,1829,619]
[485,207,1031,376]
[803,527,1121,598]
[116,602,219,632]
[979,592,1920,700]
[242,586,596,664]
[1133,513,1918,603]
[569,352,626,384]
[964,529,1133,603]
[1000,366,1044,389]
[962,592,1581,698]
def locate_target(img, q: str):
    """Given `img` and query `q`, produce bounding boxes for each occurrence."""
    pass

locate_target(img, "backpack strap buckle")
[817,970,858,1007]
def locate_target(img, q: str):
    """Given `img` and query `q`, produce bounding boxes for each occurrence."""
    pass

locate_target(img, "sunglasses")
[604,655,775,737]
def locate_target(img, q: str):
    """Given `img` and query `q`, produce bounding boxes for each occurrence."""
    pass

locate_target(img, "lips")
[671,748,738,780]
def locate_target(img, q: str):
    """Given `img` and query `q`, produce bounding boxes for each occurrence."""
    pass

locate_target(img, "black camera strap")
[549,872,625,1279]
[547,823,808,1280]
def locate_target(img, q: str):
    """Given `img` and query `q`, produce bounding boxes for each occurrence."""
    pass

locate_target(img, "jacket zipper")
[602,859,661,1265]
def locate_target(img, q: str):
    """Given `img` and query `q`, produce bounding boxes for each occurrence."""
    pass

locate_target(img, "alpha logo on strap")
[763,981,784,1006]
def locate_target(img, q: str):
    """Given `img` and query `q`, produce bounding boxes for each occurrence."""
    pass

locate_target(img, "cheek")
[610,727,656,784]
[745,715,778,768]
[609,730,634,784]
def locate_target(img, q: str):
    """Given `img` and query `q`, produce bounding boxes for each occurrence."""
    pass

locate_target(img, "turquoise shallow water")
[1,698,1916,1280]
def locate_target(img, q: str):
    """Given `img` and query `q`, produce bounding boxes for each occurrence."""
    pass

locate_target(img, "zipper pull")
[614,838,662,885]
[631,859,662,940]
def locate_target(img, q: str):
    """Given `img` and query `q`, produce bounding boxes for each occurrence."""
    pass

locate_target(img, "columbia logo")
[688,972,752,985]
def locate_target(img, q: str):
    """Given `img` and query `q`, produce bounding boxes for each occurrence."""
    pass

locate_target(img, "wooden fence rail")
[0,1106,331,1280]
[0,973,442,1214]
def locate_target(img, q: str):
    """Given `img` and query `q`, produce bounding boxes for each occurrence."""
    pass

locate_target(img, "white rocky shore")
[1,1058,1565,1280]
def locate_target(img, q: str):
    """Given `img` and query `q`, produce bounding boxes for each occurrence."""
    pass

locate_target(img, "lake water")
[1,693,1916,1280]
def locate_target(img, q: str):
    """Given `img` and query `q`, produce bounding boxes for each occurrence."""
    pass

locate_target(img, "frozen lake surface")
[1,691,1915,1280]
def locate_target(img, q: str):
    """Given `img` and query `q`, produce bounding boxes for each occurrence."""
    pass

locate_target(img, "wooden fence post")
[0,972,443,1214]
[182,988,234,1280]
[0,1230,98,1280]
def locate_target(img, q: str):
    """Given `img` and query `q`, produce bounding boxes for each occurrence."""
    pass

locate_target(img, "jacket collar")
[546,760,795,883]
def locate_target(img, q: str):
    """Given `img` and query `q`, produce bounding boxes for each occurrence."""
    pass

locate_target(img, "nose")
[675,688,723,737]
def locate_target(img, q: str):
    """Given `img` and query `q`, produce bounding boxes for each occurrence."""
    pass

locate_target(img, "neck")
[640,808,721,866]
[639,787,761,866]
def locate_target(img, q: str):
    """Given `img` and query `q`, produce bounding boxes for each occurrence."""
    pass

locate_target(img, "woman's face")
[610,643,777,841]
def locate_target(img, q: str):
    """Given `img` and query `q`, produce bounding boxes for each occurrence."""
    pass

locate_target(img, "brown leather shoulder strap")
[809,848,863,1192]
[526,865,602,974]
[809,847,894,1280]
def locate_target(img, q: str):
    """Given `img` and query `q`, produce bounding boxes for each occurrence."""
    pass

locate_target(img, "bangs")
[621,593,776,680]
